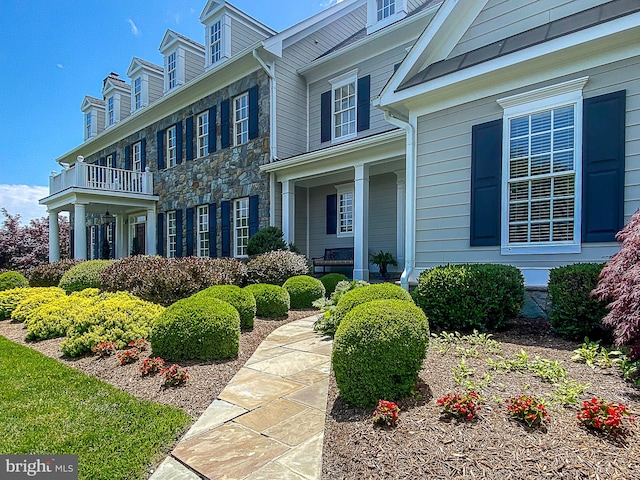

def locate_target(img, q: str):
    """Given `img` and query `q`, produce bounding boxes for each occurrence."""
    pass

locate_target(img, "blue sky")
[0,0,342,222]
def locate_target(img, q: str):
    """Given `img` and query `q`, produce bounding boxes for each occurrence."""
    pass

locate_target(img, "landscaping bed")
[322,317,640,479]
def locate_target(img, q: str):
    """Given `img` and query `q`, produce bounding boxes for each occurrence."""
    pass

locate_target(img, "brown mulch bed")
[0,309,318,418]
[323,317,640,479]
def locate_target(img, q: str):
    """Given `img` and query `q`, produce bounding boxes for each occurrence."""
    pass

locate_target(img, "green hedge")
[283,275,325,309]
[548,263,608,340]
[151,297,240,361]
[320,273,349,297]
[332,299,430,408]
[244,284,290,318]
[412,264,524,331]
[0,271,28,291]
[59,260,114,294]
[193,285,256,329]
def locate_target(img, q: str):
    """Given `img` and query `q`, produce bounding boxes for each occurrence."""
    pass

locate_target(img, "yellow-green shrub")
[0,287,59,319]
[0,271,28,291]
[11,287,66,323]
[58,260,114,294]
[25,294,96,341]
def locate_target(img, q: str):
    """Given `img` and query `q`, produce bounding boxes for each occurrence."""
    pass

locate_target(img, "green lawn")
[0,336,191,480]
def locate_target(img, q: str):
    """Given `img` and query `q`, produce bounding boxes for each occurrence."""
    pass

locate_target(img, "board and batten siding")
[449,0,612,59]
[231,19,268,56]
[414,56,640,282]
[275,5,367,160]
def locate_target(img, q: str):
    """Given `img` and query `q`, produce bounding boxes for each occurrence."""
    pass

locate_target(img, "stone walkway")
[150,315,332,480]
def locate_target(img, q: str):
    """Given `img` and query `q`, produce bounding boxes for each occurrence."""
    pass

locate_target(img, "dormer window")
[167,52,177,90]
[210,20,222,64]
[85,113,93,139]
[133,77,142,110]
[107,97,115,126]
[377,0,395,20]
[127,57,163,112]
[367,0,406,33]
[81,96,105,140]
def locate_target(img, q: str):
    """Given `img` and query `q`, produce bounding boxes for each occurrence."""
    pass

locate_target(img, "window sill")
[501,243,581,255]
[332,133,357,144]
[337,232,354,239]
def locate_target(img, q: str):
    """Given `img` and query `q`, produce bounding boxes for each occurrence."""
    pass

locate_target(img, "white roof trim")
[159,29,205,55]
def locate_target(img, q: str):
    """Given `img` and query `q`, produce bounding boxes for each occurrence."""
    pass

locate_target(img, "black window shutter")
[209,106,217,153]
[185,116,194,161]
[140,138,147,171]
[124,145,131,170]
[357,75,371,132]
[221,99,231,149]
[176,121,183,165]
[221,200,231,257]
[186,207,194,256]
[248,85,259,140]
[157,130,164,170]
[209,203,217,257]
[176,209,183,257]
[100,224,106,259]
[326,194,337,235]
[93,227,99,259]
[99,157,106,167]
[249,195,259,238]
[69,228,74,259]
[321,90,332,143]
[583,90,626,243]
[157,213,164,257]
[86,226,90,259]
[470,119,502,246]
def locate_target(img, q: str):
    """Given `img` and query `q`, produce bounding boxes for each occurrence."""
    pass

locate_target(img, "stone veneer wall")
[81,69,271,257]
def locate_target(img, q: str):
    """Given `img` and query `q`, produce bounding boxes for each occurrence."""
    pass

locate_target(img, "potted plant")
[369,250,398,280]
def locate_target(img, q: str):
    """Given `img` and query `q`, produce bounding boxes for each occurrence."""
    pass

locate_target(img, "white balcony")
[49,161,154,196]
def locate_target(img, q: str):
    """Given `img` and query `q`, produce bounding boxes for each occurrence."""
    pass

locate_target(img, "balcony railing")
[49,162,154,196]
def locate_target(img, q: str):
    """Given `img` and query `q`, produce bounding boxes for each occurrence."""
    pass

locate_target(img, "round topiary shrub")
[331,283,413,333]
[244,284,290,318]
[193,285,257,329]
[11,287,66,323]
[283,275,326,309]
[29,259,83,287]
[332,299,430,408]
[0,271,28,291]
[59,260,114,294]
[247,226,287,256]
[320,273,349,297]
[150,297,240,361]
[412,264,524,331]
[246,250,309,285]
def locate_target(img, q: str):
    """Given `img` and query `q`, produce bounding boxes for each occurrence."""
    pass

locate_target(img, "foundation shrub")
[244,284,290,318]
[320,273,349,297]
[193,285,256,329]
[0,287,56,319]
[58,260,114,294]
[150,297,240,361]
[60,292,164,357]
[247,226,287,255]
[10,287,66,323]
[332,299,430,408]
[283,275,325,309]
[412,264,524,331]
[246,250,309,285]
[25,292,98,341]
[0,271,28,291]
[313,280,370,334]
[548,263,609,340]
[29,259,83,287]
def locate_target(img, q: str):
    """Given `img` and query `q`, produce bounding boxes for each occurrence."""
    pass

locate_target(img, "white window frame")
[106,154,114,169]
[209,20,222,65]
[167,51,177,90]
[330,70,358,143]
[197,205,209,257]
[234,93,249,146]
[107,96,115,126]
[497,77,588,255]
[377,0,396,21]
[367,0,406,33]
[167,211,177,258]
[85,112,92,139]
[132,142,142,172]
[166,126,177,168]
[197,111,209,158]
[89,225,97,260]
[133,77,142,111]
[233,197,249,257]
[336,184,354,238]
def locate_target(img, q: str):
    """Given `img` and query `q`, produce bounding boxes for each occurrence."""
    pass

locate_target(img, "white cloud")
[56,63,64,69]
[0,185,49,224]
[127,18,140,36]
[320,0,344,8]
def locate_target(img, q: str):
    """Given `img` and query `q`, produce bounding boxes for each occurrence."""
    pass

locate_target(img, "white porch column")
[353,164,370,281]
[282,180,295,245]
[73,203,87,260]
[395,170,406,269]
[115,214,126,258]
[269,172,277,227]
[146,207,157,256]
[48,211,60,263]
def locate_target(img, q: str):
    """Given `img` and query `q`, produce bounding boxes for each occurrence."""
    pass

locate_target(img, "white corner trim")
[497,76,589,109]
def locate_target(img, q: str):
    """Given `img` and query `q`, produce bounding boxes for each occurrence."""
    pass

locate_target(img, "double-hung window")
[210,21,222,65]
[233,198,249,257]
[336,184,354,237]
[377,0,395,20]
[133,77,142,110]
[166,126,177,168]
[85,113,92,139]
[167,211,177,258]
[331,71,357,142]
[197,111,209,157]
[197,205,209,257]
[106,154,114,169]
[234,93,249,146]
[107,96,115,126]
[132,142,142,172]
[167,52,177,90]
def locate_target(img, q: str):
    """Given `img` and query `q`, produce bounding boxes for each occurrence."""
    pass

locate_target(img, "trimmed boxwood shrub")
[247,226,287,255]
[244,284,290,318]
[25,292,98,341]
[332,299,430,408]
[193,285,256,329]
[151,297,240,361]
[320,273,349,297]
[412,264,524,331]
[246,250,309,285]
[29,259,83,287]
[548,263,608,340]
[11,287,66,323]
[283,275,325,309]
[59,260,114,294]
[0,271,28,291]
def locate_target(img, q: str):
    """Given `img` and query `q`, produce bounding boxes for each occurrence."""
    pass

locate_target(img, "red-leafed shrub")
[593,211,640,359]
[29,259,83,287]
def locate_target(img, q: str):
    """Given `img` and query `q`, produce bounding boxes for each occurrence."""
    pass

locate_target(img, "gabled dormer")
[127,57,164,113]
[159,30,205,94]
[80,96,105,141]
[102,72,131,128]
[367,0,407,34]
[200,0,275,70]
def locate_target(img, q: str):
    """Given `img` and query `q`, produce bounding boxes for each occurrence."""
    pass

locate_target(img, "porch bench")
[312,248,354,274]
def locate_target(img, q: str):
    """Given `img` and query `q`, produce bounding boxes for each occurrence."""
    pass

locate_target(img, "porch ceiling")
[40,187,158,215]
